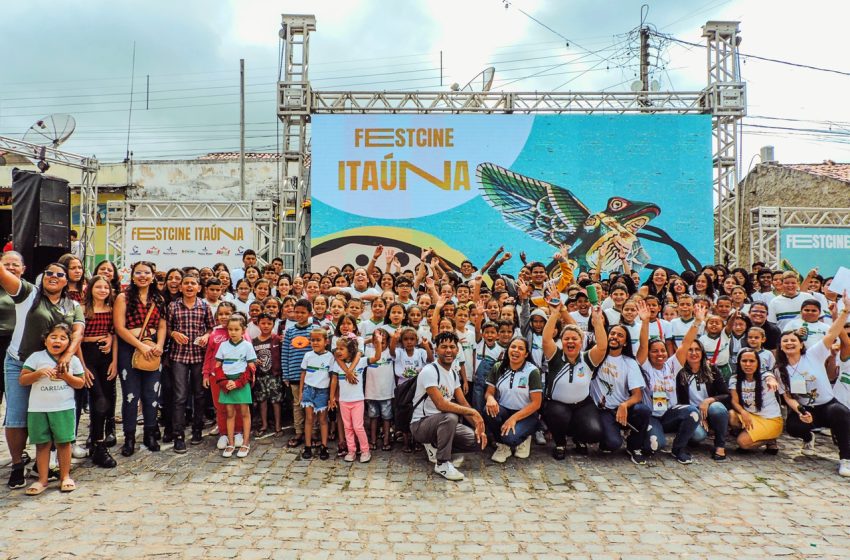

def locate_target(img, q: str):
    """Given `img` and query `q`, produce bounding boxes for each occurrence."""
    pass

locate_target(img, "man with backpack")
[407,332,487,481]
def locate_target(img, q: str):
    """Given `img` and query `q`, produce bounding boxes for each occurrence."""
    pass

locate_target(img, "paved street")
[1,428,848,559]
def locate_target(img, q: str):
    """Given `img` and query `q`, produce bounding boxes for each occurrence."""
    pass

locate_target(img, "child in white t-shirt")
[299,329,335,460]
[19,323,85,495]
[329,335,377,462]
[388,327,432,452]
[365,329,395,451]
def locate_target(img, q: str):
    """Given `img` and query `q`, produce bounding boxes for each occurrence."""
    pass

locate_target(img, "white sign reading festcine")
[124,220,253,271]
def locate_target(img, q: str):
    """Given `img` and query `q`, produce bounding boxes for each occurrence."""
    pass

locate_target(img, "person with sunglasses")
[0,258,85,490]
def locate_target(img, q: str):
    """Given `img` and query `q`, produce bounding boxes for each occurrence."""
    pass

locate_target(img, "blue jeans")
[645,405,700,454]
[599,403,651,452]
[3,352,28,428]
[117,339,162,436]
[473,356,496,416]
[691,401,729,448]
[484,404,538,448]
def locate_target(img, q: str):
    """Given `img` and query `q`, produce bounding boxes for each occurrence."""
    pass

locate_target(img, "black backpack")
[393,363,439,433]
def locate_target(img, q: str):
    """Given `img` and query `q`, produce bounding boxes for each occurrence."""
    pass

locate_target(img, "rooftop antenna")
[451,66,496,92]
[21,113,77,172]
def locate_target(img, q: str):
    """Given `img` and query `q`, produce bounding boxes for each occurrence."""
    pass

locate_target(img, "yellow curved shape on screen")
[313,226,470,265]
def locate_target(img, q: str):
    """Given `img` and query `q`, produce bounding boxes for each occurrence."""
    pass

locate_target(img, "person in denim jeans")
[590,324,652,465]
[638,299,707,464]
[484,337,542,463]
[674,338,731,461]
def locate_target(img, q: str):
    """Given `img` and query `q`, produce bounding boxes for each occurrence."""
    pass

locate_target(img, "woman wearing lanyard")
[484,337,543,463]
[779,292,850,476]
[675,337,731,460]
[541,300,607,459]
[638,300,705,464]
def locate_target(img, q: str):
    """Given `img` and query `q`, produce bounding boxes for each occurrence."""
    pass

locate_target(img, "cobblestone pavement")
[1,427,849,560]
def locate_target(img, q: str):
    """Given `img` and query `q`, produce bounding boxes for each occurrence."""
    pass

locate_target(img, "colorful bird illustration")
[476,163,661,274]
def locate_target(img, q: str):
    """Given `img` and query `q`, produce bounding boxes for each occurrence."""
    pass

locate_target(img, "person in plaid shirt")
[166,275,215,453]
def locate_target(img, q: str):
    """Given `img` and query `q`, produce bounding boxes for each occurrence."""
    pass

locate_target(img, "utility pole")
[639,26,650,106]
[239,58,246,199]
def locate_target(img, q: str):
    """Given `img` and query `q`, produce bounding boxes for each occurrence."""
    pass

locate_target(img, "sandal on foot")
[369,442,377,451]
[287,435,304,448]
[764,444,779,455]
[253,428,267,439]
[236,445,250,458]
[382,443,393,452]
[337,446,348,458]
[222,446,236,458]
[25,482,49,496]
[60,479,76,493]
[273,430,284,438]
[712,449,727,461]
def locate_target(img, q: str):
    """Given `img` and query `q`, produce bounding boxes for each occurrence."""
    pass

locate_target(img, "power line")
[652,31,850,78]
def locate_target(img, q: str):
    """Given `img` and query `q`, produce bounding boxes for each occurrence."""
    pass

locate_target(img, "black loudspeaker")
[11,169,71,283]
[35,178,71,248]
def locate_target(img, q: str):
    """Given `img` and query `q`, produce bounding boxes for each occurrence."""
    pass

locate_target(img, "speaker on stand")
[11,168,71,283]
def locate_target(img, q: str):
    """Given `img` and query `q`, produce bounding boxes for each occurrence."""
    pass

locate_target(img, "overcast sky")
[2,0,849,172]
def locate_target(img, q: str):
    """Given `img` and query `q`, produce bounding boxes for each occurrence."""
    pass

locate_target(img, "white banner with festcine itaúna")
[123,220,253,271]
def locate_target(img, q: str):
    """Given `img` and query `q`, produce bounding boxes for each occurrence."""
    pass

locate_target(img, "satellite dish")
[23,114,76,148]
[630,80,644,92]
[457,66,495,92]
[650,79,660,92]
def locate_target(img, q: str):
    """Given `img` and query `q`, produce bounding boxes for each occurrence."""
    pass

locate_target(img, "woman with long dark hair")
[78,275,118,467]
[639,268,671,304]
[484,336,543,463]
[691,273,716,302]
[675,338,730,460]
[59,254,86,303]
[638,300,704,464]
[113,261,166,457]
[728,348,782,454]
[778,293,850,476]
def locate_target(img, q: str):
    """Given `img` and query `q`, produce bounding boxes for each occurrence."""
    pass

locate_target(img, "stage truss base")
[105,200,279,270]
[750,206,850,269]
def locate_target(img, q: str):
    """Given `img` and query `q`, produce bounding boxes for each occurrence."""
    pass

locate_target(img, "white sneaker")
[514,436,532,459]
[423,443,437,464]
[343,453,356,462]
[534,430,547,445]
[72,444,89,459]
[234,433,244,447]
[802,439,816,456]
[216,435,229,450]
[360,452,371,463]
[839,459,850,477]
[434,461,464,481]
[491,443,512,463]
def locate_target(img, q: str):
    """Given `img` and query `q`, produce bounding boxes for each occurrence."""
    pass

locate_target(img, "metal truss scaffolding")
[277,16,745,272]
[0,135,99,270]
[704,21,746,266]
[277,14,315,275]
[105,200,278,270]
[750,206,850,268]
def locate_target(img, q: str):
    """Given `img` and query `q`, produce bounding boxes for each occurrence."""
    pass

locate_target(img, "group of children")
[16,245,850,495]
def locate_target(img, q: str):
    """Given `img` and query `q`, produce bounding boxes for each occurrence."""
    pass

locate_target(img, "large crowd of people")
[1,242,849,492]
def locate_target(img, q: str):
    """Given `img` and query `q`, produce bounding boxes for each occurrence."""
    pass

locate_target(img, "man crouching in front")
[410,332,487,481]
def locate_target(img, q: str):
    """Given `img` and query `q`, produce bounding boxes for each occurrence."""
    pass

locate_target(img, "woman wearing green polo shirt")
[0,259,85,490]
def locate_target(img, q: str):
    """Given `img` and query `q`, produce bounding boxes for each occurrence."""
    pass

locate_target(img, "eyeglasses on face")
[44,271,67,278]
